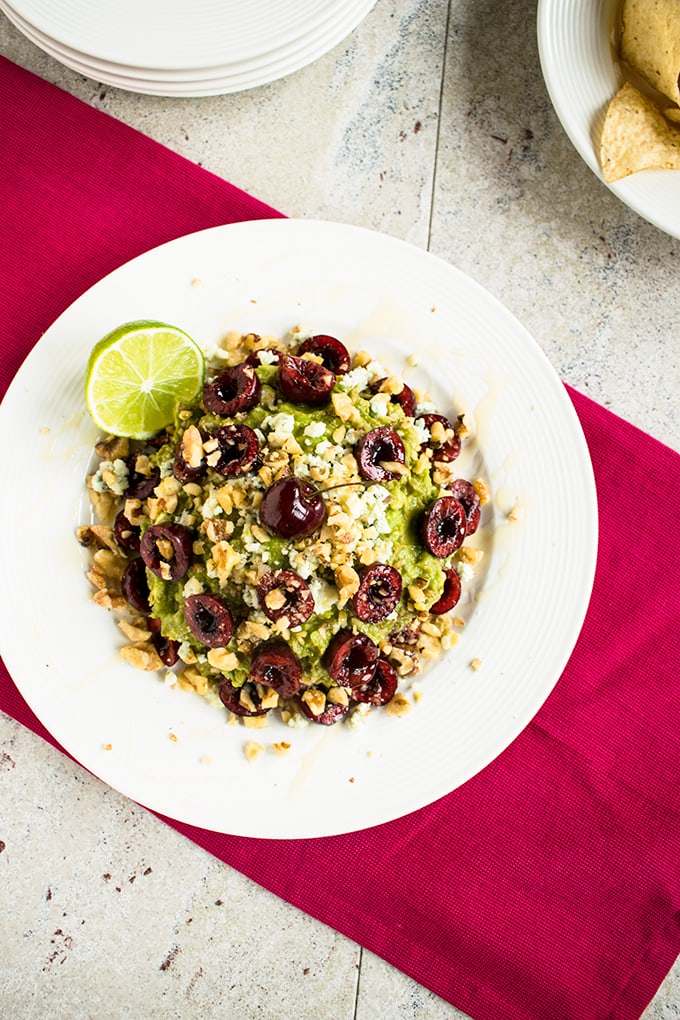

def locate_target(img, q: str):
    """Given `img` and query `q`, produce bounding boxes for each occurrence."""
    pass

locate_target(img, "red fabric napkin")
[1,57,679,1020]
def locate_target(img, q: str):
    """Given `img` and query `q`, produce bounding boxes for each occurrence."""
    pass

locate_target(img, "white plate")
[1,0,376,95]
[0,220,597,838]
[9,0,375,70]
[538,0,680,239]
[0,0,368,83]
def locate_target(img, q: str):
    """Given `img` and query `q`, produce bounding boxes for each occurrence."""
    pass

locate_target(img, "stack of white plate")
[1,0,378,96]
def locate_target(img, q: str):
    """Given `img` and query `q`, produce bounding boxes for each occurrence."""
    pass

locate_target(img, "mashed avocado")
[89,329,481,726]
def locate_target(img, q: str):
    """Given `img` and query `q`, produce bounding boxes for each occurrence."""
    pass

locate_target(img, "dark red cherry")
[259,476,326,540]
[202,363,260,417]
[369,378,416,417]
[249,640,302,698]
[448,478,481,535]
[421,497,467,558]
[209,424,259,477]
[356,426,406,482]
[184,593,234,648]
[323,629,379,688]
[352,563,402,623]
[148,617,180,666]
[277,353,335,406]
[297,335,351,374]
[124,458,160,499]
[218,679,268,716]
[417,413,461,463]
[120,557,151,614]
[140,523,193,581]
[299,695,349,726]
[257,569,314,626]
[352,658,399,705]
[114,509,140,553]
[429,567,462,614]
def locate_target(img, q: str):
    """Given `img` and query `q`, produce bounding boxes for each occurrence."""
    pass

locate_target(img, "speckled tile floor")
[0,1,678,1017]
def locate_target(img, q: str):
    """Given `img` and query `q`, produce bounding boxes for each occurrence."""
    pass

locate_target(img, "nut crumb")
[243,740,265,762]
[386,692,411,717]
[103,743,113,751]
[168,731,178,742]
[507,504,523,522]
[272,741,291,755]
[470,658,483,671]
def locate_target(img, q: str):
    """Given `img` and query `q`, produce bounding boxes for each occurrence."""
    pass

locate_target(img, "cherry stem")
[319,480,367,498]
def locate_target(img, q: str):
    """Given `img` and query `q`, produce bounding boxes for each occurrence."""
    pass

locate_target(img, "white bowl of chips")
[538,0,680,239]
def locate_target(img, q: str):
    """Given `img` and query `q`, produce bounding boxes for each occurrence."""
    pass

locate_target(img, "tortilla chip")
[621,0,680,107]
[600,82,680,182]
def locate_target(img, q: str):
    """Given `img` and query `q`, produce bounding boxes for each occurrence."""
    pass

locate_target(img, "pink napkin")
[1,57,679,1020]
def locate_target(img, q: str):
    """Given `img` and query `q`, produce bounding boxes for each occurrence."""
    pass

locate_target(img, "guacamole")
[83,329,484,728]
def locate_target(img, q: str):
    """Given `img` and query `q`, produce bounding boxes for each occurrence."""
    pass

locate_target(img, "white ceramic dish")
[537,0,680,239]
[11,0,341,68]
[0,0,374,94]
[0,219,598,838]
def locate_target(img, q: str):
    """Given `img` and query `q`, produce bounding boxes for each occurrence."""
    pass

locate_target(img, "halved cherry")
[219,679,269,717]
[148,617,180,666]
[209,424,259,477]
[259,477,326,539]
[249,640,301,697]
[114,508,140,553]
[356,426,406,482]
[140,523,193,581]
[298,695,348,726]
[421,497,467,558]
[184,593,234,648]
[121,557,151,614]
[297,334,351,374]
[429,567,462,614]
[449,478,481,535]
[124,457,160,499]
[352,563,402,623]
[323,629,379,688]
[202,363,260,417]
[277,353,335,406]
[257,569,314,626]
[369,378,416,417]
[417,413,461,463]
[352,658,398,705]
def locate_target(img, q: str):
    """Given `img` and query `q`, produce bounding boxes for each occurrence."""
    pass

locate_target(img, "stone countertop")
[0,1,678,1017]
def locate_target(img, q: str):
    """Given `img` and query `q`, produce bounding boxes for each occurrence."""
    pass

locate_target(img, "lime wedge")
[85,320,205,439]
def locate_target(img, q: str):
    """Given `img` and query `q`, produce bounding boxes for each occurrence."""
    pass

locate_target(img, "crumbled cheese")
[338,366,371,392]
[412,417,430,444]
[456,560,475,582]
[303,420,326,439]
[257,349,279,365]
[308,576,338,615]
[91,458,129,496]
[183,576,204,598]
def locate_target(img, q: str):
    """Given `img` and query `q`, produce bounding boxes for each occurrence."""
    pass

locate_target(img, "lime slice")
[85,320,205,439]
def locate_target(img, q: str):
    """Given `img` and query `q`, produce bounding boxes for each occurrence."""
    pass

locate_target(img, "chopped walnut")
[120,642,164,672]
[181,424,205,469]
[206,648,239,672]
[386,693,411,717]
[301,688,326,717]
[243,740,265,762]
